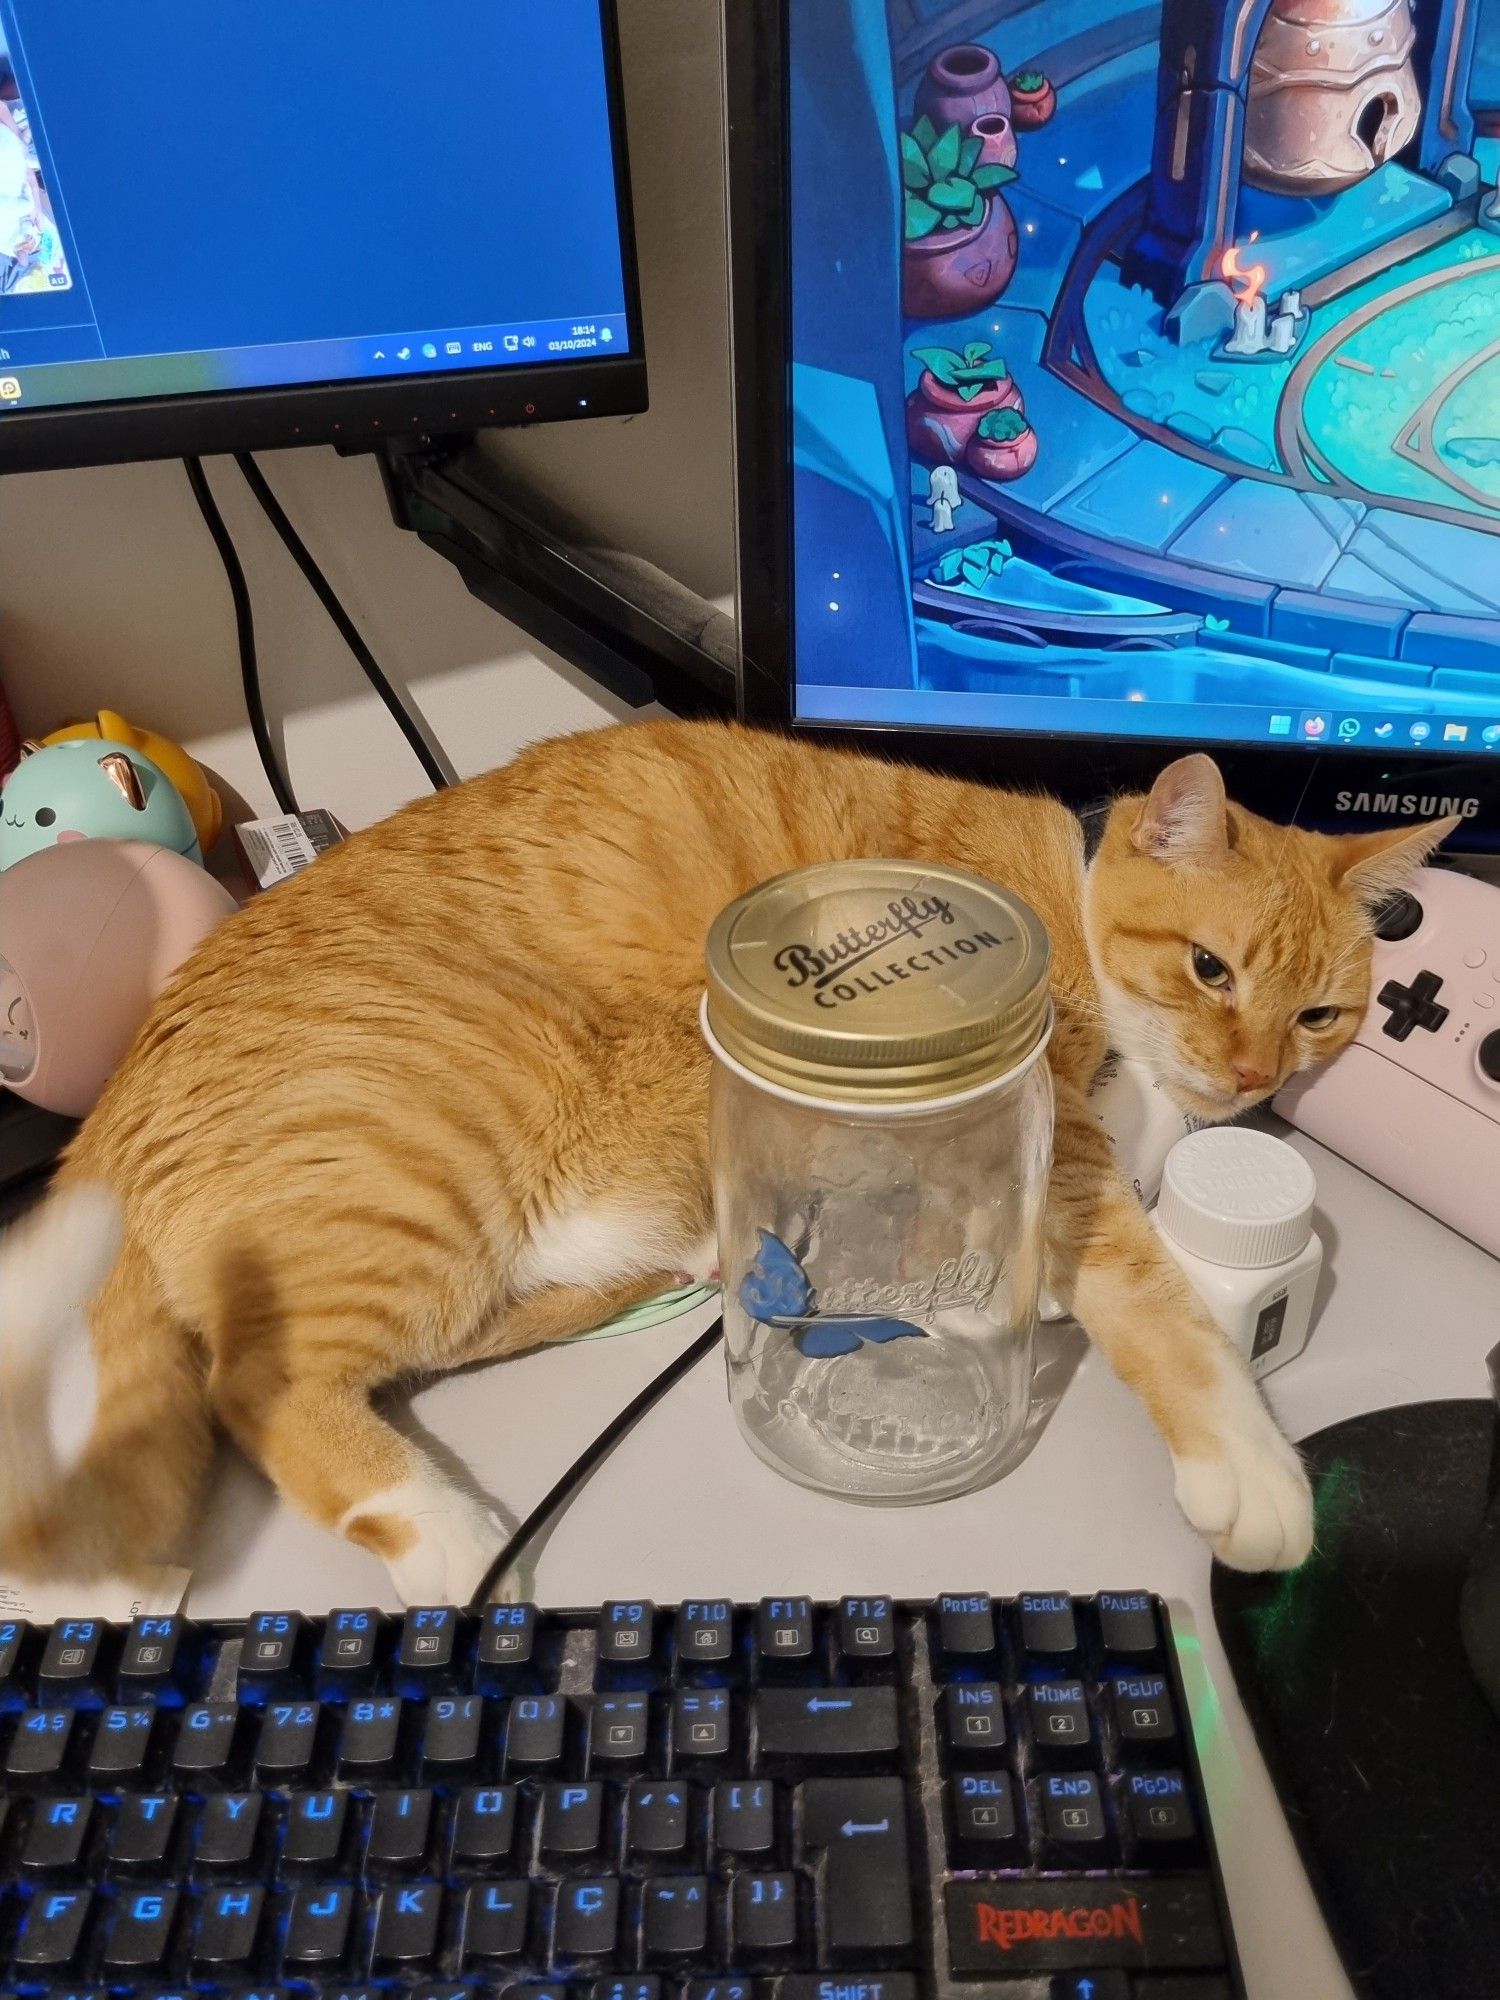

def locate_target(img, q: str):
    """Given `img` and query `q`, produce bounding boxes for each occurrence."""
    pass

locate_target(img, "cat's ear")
[1331,815,1461,915]
[1130,754,1229,864]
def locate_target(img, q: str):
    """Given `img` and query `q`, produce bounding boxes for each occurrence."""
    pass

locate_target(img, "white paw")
[1171,1371,1314,1572]
[341,1477,509,1606]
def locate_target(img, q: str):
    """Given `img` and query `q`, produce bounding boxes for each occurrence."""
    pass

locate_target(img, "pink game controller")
[1275,866,1500,1259]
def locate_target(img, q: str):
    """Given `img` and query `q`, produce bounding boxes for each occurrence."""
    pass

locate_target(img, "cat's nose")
[1233,1061,1275,1094]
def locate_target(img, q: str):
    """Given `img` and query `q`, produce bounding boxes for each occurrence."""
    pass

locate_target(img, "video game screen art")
[789,0,1500,756]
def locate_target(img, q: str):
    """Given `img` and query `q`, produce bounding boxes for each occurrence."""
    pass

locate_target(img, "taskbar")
[798,687,1500,755]
[0,311,634,414]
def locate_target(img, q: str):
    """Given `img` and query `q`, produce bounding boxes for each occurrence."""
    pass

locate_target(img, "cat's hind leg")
[1046,1078,1314,1571]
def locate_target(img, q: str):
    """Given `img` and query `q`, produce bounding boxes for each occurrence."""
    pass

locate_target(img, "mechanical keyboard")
[0,1594,1241,2000]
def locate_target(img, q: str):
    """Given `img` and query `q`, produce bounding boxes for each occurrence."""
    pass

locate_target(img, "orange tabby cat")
[0,722,1453,1600]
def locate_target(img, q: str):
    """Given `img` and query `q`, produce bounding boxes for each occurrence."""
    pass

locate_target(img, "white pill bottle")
[1152,1127,1324,1380]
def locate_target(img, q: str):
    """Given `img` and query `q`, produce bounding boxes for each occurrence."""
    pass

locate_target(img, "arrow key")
[1051,1975,1130,2000]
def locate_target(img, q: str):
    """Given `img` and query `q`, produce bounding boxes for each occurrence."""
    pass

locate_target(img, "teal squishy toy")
[0,739,202,872]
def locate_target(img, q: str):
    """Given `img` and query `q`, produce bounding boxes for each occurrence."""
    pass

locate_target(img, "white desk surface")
[184,1122,1500,2000]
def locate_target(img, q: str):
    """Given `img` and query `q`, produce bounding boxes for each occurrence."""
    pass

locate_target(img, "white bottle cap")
[1157,1127,1316,1269]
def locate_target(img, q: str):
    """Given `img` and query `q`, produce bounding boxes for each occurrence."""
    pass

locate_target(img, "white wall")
[478,0,736,604]
[0,446,643,836]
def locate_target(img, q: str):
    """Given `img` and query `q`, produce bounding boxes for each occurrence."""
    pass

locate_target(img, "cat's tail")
[0,1183,211,1581]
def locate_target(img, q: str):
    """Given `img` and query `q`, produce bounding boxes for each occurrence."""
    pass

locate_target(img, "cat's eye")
[1191,946,1231,989]
[33,807,55,828]
[1299,1005,1340,1029]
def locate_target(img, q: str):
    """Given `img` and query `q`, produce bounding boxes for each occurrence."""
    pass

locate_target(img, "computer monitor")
[728,0,1500,846]
[0,0,644,470]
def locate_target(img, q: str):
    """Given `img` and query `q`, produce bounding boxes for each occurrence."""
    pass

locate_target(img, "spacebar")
[945,1875,1225,1973]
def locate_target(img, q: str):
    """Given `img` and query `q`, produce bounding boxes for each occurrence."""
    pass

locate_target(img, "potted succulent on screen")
[1008,69,1056,130]
[966,404,1038,481]
[901,116,1018,319]
[906,341,1024,464]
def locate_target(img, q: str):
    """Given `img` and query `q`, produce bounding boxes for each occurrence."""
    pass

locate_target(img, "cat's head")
[1086,754,1458,1121]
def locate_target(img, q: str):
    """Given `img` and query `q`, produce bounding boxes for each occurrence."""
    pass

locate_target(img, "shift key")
[756,1688,899,1765]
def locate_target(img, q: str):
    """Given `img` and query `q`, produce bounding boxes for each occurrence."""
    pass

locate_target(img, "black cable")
[233,452,451,792]
[467,1316,725,1610]
[183,456,299,816]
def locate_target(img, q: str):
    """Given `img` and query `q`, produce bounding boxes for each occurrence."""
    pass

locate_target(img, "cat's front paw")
[1171,1376,1314,1572]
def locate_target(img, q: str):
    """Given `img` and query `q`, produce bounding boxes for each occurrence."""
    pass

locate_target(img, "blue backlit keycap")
[1097,1589,1161,1660]
[88,1705,159,1783]
[368,1789,434,1873]
[282,1791,350,1872]
[713,1778,775,1857]
[14,1886,93,1969]
[419,1695,483,1779]
[196,1793,264,1871]
[505,1694,567,1769]
[936,1594,997,1664]
[730,1870,799,1956]
[1111,1674,1178,1759]
[757,1598,814,1664]
[399,1608,460,1683]
[318,1609,382,1688]
[542,1781,604,1858]
[598,1600,656,1671]
[20,1796,93,1874]
[255,1700,322,1785]
[591,1694,649,1765]
[643,1878,709,1962]
[38,1620,107,1703]
[372,1881,442,1970]
[673,1688,732,1762]
[628,1779,691,1857]
[460,1879,530,1962]
[0,1617,31,1700]
[336,1697,404,1782]
[102,1885,180,1972]
[1041,1771,1109,1859]
[942,1680,1005,1762]
[1018,1592,1078,1661]
[677,1600,734,1668]
[451,1785,517,1865]
[1127,1768,1197,1853]
[193,1883,265,1973]
[171,1703,242,1787]
[553,1875,620,1958]
[477,1603,539,1676]
[109,1794,179,1871]
[240,1612,303,1689]
[948,1770,1022,1862]
[118,1617,189,1697]
[1027,1680,1091,1763]
[7,1706,77,1784]
[837,1597,895,1666]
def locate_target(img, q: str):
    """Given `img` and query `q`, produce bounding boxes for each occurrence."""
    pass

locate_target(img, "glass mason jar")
[703,860,1054,1504]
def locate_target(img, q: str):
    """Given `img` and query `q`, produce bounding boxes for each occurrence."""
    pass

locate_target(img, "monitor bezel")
[0,0,647,474]
[726,0,1500,847]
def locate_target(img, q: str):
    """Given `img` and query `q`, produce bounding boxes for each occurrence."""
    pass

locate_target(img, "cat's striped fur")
[0,722,1453,1598]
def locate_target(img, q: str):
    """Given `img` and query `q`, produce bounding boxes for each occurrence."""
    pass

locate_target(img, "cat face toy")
[0,739,202,872]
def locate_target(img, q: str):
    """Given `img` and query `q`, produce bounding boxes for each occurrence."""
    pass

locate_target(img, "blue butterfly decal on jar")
[738,1228,928,1359]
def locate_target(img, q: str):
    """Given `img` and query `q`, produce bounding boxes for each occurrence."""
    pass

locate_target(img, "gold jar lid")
[705,859,1051,1102]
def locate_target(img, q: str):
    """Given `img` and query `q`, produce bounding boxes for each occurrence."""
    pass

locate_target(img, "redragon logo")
[975,1897,1145,1951]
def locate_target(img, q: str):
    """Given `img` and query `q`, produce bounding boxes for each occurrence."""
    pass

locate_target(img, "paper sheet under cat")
[0,722,1454,1601]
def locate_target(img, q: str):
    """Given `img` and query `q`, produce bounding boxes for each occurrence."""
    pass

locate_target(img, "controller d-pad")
[1378,970,1449,1042]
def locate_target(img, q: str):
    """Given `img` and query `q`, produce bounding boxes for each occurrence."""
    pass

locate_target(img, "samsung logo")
[1334,790,1481,818]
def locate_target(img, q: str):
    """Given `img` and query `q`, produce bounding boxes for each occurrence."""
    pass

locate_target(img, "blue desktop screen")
[790,2,1500,759]
[0,0,633,413]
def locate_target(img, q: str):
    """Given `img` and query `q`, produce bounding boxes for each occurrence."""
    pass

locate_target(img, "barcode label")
[235,810,345,891]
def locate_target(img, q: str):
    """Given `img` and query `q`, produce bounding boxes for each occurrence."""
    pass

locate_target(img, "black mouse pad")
[1212,1399,1500,1999]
